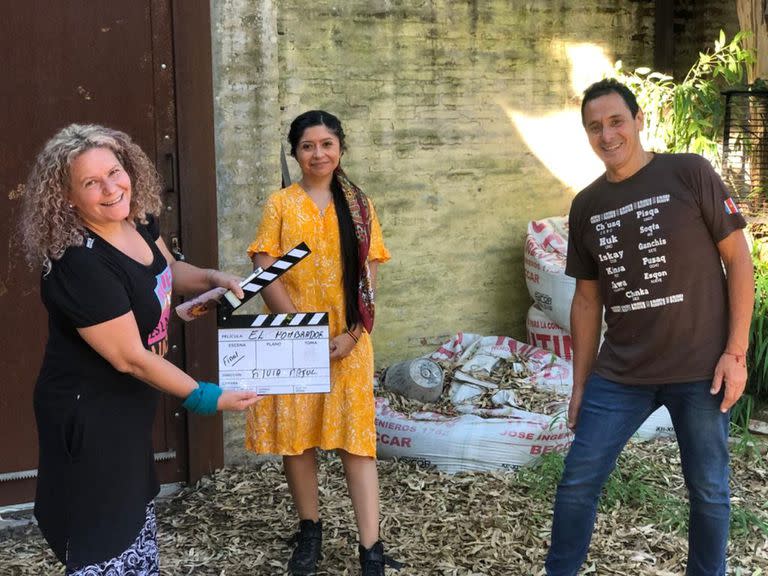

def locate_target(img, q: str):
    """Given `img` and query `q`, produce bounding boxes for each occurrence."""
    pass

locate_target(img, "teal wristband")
[182,381,222,415]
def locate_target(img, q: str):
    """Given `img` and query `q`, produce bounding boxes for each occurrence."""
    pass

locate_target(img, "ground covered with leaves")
[2,439,767,575]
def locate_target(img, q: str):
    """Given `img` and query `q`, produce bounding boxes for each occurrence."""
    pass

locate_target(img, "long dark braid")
[331,172,361,328]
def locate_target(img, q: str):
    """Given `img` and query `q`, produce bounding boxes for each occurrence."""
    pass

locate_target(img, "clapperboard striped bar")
[217,242,311,324]
[218,312,329,329]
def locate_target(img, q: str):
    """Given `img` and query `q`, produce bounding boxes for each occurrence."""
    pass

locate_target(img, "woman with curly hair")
[20,124,261,575]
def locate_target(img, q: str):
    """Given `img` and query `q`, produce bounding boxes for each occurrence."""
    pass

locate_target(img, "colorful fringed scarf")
[335,168,375,332]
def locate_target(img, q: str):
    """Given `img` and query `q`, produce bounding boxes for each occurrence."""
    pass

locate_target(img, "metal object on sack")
[383,358,444,403]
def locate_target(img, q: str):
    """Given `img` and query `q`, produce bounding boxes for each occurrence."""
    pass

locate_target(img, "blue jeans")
[545,374,730,576]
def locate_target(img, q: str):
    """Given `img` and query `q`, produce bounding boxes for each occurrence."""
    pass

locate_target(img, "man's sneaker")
[287,519,322,575]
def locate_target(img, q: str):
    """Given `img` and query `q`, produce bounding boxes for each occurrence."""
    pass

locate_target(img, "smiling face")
[583,91,646,180]
[294,125,342,181]
[68,147,132,230]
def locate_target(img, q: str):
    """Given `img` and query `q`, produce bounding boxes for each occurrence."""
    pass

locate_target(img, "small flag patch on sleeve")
[724,197,740,215]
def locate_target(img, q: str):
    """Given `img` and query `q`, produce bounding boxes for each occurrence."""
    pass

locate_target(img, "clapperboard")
[217,242,331,395]
[218,312,330,395]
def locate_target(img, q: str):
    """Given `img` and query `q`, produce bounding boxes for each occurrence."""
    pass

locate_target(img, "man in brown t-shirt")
[545,79,754,576]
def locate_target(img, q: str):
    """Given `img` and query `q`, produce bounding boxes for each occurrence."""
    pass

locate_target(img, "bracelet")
[724,351,747,366]
[182,381,222,415]
[346,329,359,344]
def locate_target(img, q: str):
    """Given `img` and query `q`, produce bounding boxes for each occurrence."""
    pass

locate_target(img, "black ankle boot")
[358,541,405,575]
[288,519,322,575]
[359,540,385,576]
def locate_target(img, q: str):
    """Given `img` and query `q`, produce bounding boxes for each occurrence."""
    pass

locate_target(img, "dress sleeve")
[367,198,391,263]
[44,249,131,328]
[247,192,284,259]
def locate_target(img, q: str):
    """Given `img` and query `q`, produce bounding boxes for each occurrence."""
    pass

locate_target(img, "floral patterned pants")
[66,502,159,576]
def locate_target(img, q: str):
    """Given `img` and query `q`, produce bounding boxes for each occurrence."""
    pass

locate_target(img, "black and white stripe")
[218,242,311,322]
[252,312,328,327]
[219,312,328,329]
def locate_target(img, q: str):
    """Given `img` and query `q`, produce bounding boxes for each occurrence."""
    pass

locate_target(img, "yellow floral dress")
[245,183,390,457]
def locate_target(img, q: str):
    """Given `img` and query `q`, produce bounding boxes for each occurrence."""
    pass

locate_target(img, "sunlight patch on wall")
[504,42,616,193]
[565,43,614,95]
[505,108,606,192]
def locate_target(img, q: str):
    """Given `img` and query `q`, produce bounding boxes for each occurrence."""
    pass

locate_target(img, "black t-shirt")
[33,215,171,568]
[566,153,746,384]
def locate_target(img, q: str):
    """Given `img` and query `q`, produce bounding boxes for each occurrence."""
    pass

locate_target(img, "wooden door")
[0,0,218,506]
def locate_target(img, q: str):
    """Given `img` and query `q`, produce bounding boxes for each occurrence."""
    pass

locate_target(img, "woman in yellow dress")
[246,110,391,575]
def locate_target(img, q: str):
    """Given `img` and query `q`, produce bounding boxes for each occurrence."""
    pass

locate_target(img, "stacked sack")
[524,217,575,359]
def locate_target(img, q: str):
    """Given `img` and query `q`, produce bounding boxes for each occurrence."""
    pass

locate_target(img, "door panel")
[0,0,187,506]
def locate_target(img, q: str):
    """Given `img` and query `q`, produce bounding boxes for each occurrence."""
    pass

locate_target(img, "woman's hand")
[207,269,244,299]
[217,390,262,411]
[329,332,357,360]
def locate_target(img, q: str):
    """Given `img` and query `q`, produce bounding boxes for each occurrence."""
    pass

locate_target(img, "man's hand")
[710,352,748,413]
[567,387,584,431]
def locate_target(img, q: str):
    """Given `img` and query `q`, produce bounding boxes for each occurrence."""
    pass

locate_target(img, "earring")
[68,204,74,208]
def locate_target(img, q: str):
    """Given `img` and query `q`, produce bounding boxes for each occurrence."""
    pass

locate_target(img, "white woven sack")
[526,304,572,361]
[375,397,572,473]
[524,217,575,331]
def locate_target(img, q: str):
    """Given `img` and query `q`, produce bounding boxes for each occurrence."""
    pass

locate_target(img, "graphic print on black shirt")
[147,266,172,356]
[589,192,684,313]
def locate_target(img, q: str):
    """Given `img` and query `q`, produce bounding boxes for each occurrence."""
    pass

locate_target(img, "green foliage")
[730,392,755,433]
[517,451,564,500]
[600,453,689,534]
[748,244,768,396]
[731,504,768,539]
[734,239,768,430]
[610,30,755,167]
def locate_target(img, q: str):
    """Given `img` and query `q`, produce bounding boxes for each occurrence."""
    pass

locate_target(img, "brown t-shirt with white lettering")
[566,153,746,384]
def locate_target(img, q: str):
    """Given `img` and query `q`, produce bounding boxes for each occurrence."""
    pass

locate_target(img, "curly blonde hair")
[20,124,163,272]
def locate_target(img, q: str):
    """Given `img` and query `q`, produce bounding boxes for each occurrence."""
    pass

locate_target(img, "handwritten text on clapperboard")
[218,317,331,395]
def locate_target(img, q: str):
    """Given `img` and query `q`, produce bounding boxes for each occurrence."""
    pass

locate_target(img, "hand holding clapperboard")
[175,243,331,395]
